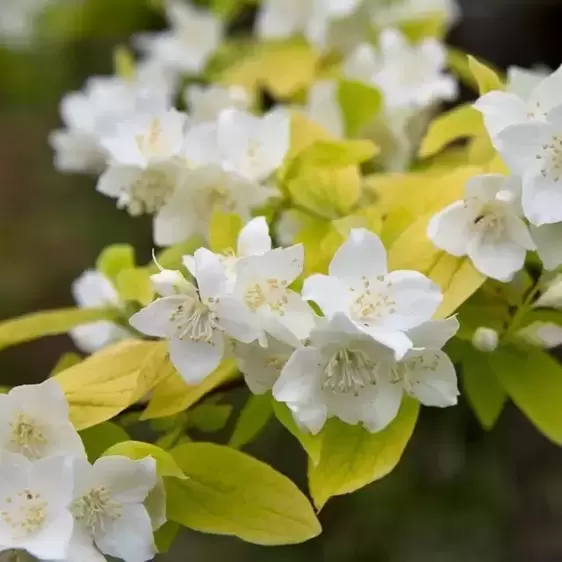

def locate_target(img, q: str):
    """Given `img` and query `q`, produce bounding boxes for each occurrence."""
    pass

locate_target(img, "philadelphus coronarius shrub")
[4,0,562,559]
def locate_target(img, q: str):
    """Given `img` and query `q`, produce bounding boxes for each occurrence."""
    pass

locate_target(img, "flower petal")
[474,91,528,138]
[406,317,460,350]
[237,216,272,257]
[329,228,388,281]
[169,333,224,384]
[531,222,562,270]
[301,274,349,317]
[427,201,472,257]
[129,296,185,338]
[522,172,562,226]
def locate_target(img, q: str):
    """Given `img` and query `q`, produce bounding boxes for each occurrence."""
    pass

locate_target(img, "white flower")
[49,72,173,175]
[234,333,300,395]
[130,248,260,384]
[153,131,273,246]
[506,65,550,100]
[136,1,223,75]
[305,80,344,137]
[64,456,157,562]
[472,327,499,352]
[233,243,316,342]
[0,0,53,47]
[0,380,85,461]
[273,313,400,434]
[303,228,442,358]
[518,322,562,349]
[185,85,251,124]
[98,109,188,217]
[256,0,361,47]
[495,105,562,225]
[0,452,74,560]
[275,210,307,247]
[475,64,562,140]
[216,108,291,184]
[368,29,457,111]
[273,313,459,434]
[427,174,535,282]
[70,271,130,354]
[183,216,273,292]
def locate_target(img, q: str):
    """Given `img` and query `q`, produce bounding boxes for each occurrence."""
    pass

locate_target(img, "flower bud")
[472,327,499,352]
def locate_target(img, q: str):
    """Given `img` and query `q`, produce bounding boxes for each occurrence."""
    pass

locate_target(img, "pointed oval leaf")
[167,442,321,545]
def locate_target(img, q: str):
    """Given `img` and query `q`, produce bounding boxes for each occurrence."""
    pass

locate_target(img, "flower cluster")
[130,223,459,434]
[0,380,162,562]
[428,64,562,282]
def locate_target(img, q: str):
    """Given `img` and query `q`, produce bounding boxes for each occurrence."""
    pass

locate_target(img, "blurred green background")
[3,0,562,560]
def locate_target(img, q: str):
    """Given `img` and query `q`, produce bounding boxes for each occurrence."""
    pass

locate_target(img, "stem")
[505,274,545,338]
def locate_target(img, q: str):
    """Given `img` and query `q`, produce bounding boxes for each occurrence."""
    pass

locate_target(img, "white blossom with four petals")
[0,453,75,561]
[0,380,85,461]
[130,248,260,384]
[428,174,535,281]
[303,229,442,359]
[63,456,157,562]
[136,1,223,75]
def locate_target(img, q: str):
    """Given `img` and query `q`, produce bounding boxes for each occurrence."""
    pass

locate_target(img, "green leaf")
[308,397,419,510]
[51,352,83,376]
[467,55,504,95]
[142,360,239,420]
[167,442,322,545]
[55,340,171,430]
[154,521,179,554]
[209,211,243,253]
[186,404,233,433]
[0,307,118,352]
[151,237,204,272]
[419,104,485,159]
[458,344,506,430]
[80,422,130,462]
[296,139,379,168]
[519,308,562,330]
[96,244,135,281]
[273,401,322,465]
[103,441,187,479]
[489,348,562,444]
[229,394,273,449]
[113,45,135,80]
[337,79,383,136]
[116,268,155,306]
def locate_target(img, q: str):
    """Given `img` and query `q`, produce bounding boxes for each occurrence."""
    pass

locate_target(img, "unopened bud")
[472,327,499,352]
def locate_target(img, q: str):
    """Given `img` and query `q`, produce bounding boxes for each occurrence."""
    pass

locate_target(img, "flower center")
[390,353,440,393]
[244,279,289,314]
[72,486,121,536]
[1,489,48,539]
[350,276,396,325]
[9,414,47,460]
[537,134,562,182]
[322,348,377,396]
[135,118,166,157]
[170,297,222,344]
[470,201,507,240]
[120,168,176,216]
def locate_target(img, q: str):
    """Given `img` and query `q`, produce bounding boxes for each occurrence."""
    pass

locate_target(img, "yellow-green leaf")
[96,244,135,281]
[308,397,419,510]
[490,348,562,444]
[103,440,187,479]
[337,79,382,136]
[450,341,507,430]
[167,442,321,545]
[219,40,320,99]
[186,404,233,433]
[142,360,238,420]
[113,45,136,80]
[51,352,83,375]
[116,268,155,306]
[55,340,167,430]
[273,401,322,465]
[229,394,273,449]
[419,104,485,159]
[296,139,379,168]
[154,521,179,554]
[80,422,129,462]
[151,237,204,272]
[467,55,505,95]
[209,211,243,253]
[0,307,118,352]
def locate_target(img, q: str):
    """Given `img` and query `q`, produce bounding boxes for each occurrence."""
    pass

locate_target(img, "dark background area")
[2,0,562,560]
